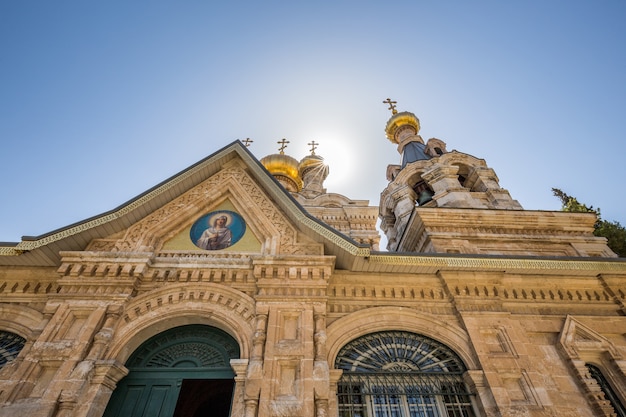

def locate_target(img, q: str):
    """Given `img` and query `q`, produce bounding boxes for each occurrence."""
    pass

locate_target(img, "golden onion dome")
[298,154,328,179]
[385,111,421,144]
[260,153,303,192]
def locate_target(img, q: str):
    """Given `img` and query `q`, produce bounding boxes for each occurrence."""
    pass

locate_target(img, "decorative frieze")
[120,286,255,326]
[254,257,333,302]
[0,280,59,297]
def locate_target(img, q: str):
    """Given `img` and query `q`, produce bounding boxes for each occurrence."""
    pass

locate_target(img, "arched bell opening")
[413,180,434,206]
[406,172,434,207]
[334,330,478,417]
[103,324,240,417]
[453,163,472,189]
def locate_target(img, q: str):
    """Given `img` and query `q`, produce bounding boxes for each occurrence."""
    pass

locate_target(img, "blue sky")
[1,1,625,244]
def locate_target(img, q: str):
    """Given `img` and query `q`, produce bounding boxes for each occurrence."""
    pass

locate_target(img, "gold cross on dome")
[308,140,319,155]
[383,98,398,115]
[242,138,253,147]
[277,138,290,154]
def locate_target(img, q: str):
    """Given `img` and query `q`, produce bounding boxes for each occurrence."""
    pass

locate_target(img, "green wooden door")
[103,325,239,417]
[102,376,180,417]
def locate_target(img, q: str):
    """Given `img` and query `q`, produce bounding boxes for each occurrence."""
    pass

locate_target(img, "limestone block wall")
[326,269,626,417]
[1,256,626,417]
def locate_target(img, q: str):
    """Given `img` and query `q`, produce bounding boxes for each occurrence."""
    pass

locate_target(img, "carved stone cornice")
[365,253,626,276]
[253,255,334,301]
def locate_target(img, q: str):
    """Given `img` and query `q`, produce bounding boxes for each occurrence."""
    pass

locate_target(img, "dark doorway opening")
[173,379,235,417]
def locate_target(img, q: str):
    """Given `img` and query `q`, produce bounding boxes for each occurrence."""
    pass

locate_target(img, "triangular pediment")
[558,315,622,360]
[86,156,322,256]
[0,141,370,267]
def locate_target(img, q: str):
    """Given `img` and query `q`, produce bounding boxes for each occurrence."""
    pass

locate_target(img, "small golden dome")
[385,111,421,144]
[299,154,328,178]
[260,153,303,192]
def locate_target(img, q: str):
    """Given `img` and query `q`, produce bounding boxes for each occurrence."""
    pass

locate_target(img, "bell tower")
[378,100,614,257]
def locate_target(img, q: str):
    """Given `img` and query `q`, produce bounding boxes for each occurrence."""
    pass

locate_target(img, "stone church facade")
[1,107,626,417]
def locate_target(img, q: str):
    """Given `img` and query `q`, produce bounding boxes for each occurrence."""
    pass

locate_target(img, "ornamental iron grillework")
[335,331,475,417]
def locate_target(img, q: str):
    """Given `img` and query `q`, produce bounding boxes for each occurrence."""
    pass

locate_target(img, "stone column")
[328,369,344,417]
[73,360,128,417]
[315,397,329,417]
[244,398,259,417]
[252,310,269,361]
[245,308,267,416]
[230,358,250,417]
[463,370,501,417]
[313,309,330,417]
[386,185,417,250]
[313,311,327,361]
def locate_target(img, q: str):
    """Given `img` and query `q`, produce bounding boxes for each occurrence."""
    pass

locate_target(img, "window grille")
[586,363,626,417]
[336,331,476,417]
[126,324,239,369]
[0,330,26,368]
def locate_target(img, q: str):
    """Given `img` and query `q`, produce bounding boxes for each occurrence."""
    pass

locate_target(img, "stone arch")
[105,283,256,365]
[0,305,43,379]
[432,152,491,195]
[438,151,487,169]
[0,304,44,339]
[101,323,244,417]
[425,138,447,157]
[403,171,434,206]
[452,162,473,188]
[326,306,479,370]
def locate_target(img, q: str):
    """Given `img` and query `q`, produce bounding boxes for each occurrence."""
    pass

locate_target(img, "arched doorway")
[335,330,476,417]
[103,324,240,417]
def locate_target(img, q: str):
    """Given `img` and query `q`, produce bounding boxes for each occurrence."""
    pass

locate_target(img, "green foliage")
[552,188,626,257]
[595,220,626,257]
[551,188,600,217]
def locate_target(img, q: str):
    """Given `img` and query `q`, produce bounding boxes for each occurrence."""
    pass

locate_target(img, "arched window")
[0,330,26,369]
[586,363,626,417]
[335,331,476,417]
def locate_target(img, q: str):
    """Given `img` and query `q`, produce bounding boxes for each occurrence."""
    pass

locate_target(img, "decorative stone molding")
[253,256,333,301]
[558,315,626,416]
[98,166,303,254]
[0,304,45,338]
[367,253,626,274]
[104,283,256,364]
[0,280,59,298]
[325,306,479,371]
[558,316,622,361]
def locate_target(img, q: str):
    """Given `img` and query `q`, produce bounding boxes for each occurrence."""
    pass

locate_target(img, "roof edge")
[0,141,249,255]
[0,140,371,261]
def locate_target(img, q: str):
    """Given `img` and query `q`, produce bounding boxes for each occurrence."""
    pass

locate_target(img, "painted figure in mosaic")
[196,215,232,250]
